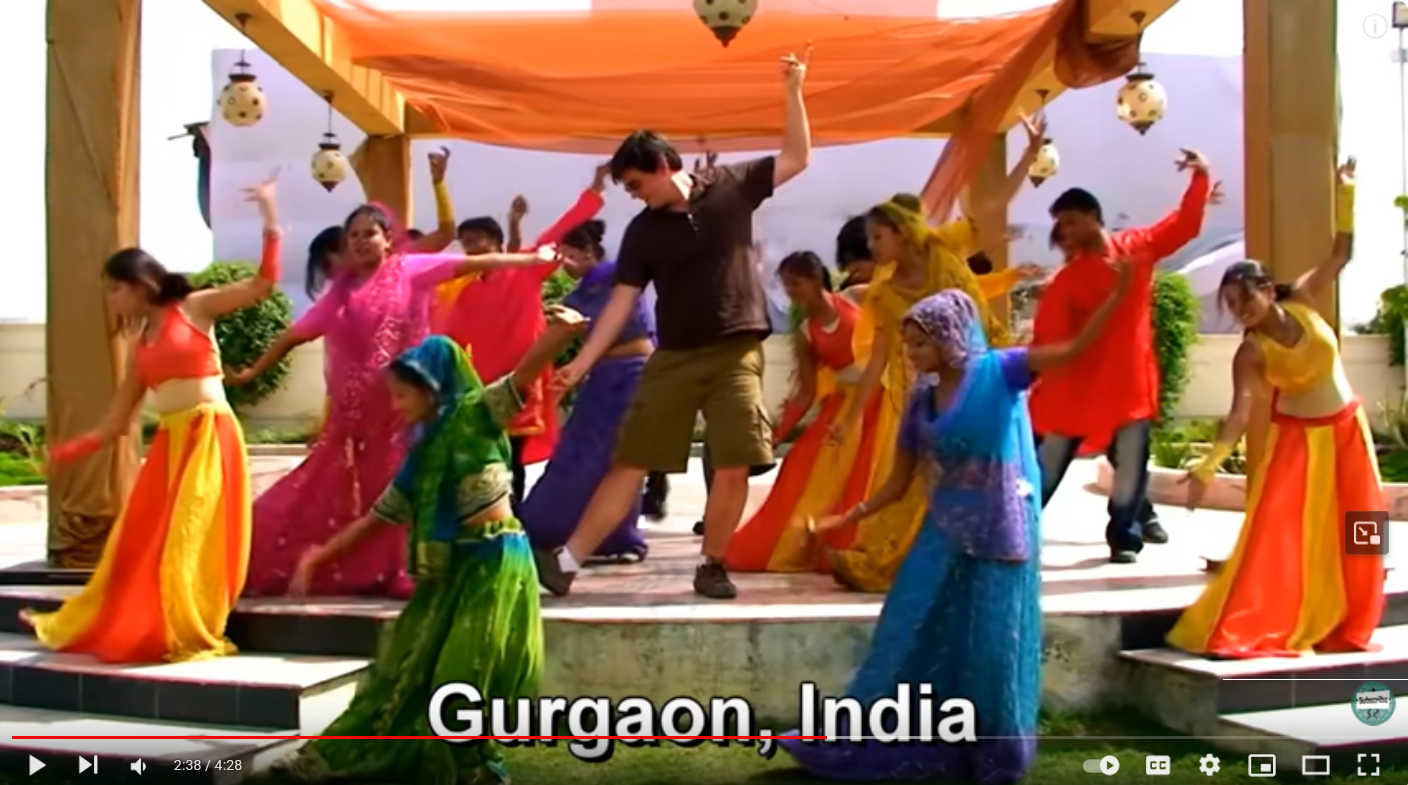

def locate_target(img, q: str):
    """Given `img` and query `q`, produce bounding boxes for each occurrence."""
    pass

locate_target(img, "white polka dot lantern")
[1027,139,1060,187]
[311,134,348,192]
[217,68,265,128]
[693,0,755,46]
[1116,69,1167,135]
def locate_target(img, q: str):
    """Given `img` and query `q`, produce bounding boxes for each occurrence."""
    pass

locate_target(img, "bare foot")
[17,609,34,631]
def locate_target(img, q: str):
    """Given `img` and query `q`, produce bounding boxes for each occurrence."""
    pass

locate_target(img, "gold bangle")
[1190,441,1234,482]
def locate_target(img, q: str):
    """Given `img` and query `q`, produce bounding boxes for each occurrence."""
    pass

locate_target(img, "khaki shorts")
[614,335,773,473]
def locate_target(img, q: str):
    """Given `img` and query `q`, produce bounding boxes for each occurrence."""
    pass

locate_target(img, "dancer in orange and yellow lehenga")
[1168,160,1384,658]
[723,252,880,572]
[22,178,284,664]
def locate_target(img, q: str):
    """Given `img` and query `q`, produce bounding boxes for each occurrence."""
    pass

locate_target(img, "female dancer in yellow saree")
[823,193,1010,592]
[1167,160,1379,657]
[23,179,283,663]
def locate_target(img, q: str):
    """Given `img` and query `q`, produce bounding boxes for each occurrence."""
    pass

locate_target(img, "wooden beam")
[916,0,1179,136]
[202,0,431,135]
[44,0,142,567]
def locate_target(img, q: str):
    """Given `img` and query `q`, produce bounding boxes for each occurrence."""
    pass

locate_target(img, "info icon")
[1345,511,1390,556]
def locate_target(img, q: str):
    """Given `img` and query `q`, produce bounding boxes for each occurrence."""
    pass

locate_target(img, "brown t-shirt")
[614,157,775,351]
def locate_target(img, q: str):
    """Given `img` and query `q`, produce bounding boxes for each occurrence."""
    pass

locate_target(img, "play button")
[28,756,44,776]
[1101,756,1120,775]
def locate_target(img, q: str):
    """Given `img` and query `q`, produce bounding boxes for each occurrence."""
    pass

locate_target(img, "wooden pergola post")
[351,136,414,224]
[43,0,143,567]
[1241,0,1339,477]
[965,134,1012,324]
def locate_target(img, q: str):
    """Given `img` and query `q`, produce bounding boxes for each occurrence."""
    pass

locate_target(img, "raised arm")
[1026,262,1132,374]
[506,196,528,252]
[774,46,813,188]
[1128,151,1211,262]
[533,166,609,249]
[408,148,456,253]
[187,179,282,320]
[969,115,1046,253]
[1290,159,1356,301]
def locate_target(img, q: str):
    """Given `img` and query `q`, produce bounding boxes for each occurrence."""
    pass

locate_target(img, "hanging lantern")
[1116,68,1167,135]
[1028,139,1060,187]
[311,133,348,192]
[217,67,265,128]
[693,0,755,46]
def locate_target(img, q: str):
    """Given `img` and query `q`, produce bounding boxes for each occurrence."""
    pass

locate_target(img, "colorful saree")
[783,291,1041,783]
[283,337,542,785]
[828,201,1006,593]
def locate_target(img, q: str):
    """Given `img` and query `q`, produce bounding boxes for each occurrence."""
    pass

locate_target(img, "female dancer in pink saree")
[242,203,560,597]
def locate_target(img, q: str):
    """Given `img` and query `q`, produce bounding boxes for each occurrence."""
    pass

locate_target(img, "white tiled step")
[1121,625,1408,678]
[0,633,367,731]
[0,704,300,783]
[1221,702,1408,747]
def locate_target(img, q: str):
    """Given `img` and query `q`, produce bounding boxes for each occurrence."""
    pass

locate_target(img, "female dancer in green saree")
[278,307,587,785]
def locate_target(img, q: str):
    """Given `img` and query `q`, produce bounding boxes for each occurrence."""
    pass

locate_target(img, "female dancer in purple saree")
[519,220,651,560]
[243,203,561,597]
[784,278,1127,783]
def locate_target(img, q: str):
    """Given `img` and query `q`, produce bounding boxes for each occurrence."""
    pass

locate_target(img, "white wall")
[0,325,1401,433]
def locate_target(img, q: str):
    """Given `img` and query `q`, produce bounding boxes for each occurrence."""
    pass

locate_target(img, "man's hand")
[781,42,812,91]
[1175,148,1210,175]
[509,195,529,222]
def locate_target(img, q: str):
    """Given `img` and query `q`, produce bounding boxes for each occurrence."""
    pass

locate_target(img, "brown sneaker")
[694,559,737,599]
[533,547,575,597]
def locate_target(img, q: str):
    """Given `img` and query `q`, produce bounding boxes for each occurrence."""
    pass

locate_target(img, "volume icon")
[130,760,146,775]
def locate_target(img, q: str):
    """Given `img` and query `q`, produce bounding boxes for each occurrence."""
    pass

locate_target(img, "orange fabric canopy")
[314,0,1057,152]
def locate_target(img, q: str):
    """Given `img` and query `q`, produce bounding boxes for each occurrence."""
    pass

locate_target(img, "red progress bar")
[12,735,825,741]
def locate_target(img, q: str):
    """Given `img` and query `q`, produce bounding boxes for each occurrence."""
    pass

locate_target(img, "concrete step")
[0,588,395,657]
[1215,702,1408,767]
[0,705,300,784]
[0,633,365,732]
[1121,625,1408,737]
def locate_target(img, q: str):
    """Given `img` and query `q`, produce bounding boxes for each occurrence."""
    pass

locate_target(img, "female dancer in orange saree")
[723,252,879,572]
[22,179,283,663]
[1168,160,1382,657]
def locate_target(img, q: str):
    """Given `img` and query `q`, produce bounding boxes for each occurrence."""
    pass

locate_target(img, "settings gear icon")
[1199,754,1221,776]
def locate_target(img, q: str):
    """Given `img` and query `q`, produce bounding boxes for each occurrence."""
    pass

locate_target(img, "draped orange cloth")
[311,0,1136,164]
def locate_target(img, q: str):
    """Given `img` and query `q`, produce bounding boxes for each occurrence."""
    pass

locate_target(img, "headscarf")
[868,193,1009,348]
[386,336,512,562]
[904,289,990,368]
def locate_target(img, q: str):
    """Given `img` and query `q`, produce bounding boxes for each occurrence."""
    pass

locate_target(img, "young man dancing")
[538,47,814,600]
[1030,149,1211,564]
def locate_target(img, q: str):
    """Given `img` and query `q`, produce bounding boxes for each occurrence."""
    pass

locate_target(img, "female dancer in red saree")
[724,252,879,571]
[242,204,561,598]
[1168,161,1381,657]
[23,180,282,663]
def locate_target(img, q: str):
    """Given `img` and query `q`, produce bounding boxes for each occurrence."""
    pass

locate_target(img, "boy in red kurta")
[437,166,608,509]
[1029,150,1211,564]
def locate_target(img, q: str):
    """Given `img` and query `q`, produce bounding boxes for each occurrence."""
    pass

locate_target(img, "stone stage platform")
[0,459,1406,778]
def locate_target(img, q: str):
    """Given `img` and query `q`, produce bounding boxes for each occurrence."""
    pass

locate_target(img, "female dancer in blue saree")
[519,220,653,559]
[789,265,1129,783]
[276,309,586,785]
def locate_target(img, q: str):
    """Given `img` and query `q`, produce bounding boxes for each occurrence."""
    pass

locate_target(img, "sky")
[0,0,1394,323]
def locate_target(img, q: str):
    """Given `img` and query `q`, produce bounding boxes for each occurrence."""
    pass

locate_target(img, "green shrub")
[1355,284,1408,366]
[189,261,293,410]
[1152,272,1200,423]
